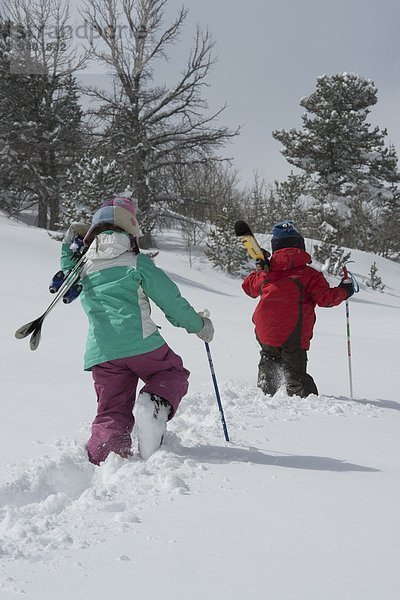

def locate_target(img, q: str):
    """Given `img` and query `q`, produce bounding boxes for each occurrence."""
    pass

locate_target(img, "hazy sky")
[77,0,400,185]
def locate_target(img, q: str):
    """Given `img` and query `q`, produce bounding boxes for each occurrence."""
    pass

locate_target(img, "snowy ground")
[1,214,400,599]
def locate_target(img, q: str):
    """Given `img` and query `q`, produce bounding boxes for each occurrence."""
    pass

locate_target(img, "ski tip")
[15,317,43,350]
[29,329,41,351]
[15,320,37,340]
[234,220,253,236]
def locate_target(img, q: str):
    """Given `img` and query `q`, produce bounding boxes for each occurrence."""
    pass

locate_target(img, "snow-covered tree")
[0,18,34,218]
[273,73,400,249]
[273,173,312,233]
[372,180,400,260]
[205,201,247,276]
[59,154,125,227]
[366,262,385,291]
[313,226,351,277]
[0,1,85,229]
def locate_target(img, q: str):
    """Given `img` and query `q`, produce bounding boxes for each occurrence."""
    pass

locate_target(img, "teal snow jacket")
[61,231,204,370]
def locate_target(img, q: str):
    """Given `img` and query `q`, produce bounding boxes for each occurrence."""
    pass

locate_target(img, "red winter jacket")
[242,247,347,350]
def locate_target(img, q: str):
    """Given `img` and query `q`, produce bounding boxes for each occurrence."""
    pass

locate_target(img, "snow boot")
[134,392,171,459]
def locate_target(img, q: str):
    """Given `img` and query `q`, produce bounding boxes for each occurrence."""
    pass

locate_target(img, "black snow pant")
[257,343,318,398]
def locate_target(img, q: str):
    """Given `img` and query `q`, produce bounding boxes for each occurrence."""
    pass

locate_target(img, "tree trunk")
[134,148,155,249]
[49,195,60,230]
[37,197,48,228]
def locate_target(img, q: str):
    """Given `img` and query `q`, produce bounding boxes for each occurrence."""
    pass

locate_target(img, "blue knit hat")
[271,221,305,252]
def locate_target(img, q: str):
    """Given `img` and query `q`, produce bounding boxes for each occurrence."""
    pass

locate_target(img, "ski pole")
[204,342,230,442]
[342,263,358,398]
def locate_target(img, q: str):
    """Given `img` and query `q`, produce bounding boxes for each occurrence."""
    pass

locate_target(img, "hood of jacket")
[85,231,131,261]
[270,247,312,272]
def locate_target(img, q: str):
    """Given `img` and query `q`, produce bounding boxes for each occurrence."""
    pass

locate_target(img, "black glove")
[339,277,354,299]
[255,249,271,271]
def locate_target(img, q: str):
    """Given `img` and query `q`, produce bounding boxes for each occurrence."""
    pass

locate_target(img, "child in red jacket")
[242,221,354,397]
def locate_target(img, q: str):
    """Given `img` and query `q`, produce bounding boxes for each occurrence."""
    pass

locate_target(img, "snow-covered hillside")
[1,214,400,600]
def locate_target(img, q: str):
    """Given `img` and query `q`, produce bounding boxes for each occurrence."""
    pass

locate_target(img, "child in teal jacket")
[61,197,213,464]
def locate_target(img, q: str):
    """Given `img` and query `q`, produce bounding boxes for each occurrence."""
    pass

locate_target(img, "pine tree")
[59,154,125,228]
[274,173,311,233]
[205,203,248,276]
[373,180,400,260]
[366,262,385,291]
[313,228,351,276]
[0,2,85,229]
[273,73,400,250]
[0,19,38,218]
[36,73,85,228]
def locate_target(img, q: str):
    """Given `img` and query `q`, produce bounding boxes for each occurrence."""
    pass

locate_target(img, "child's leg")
[131,345,189,458]
[127,344,190,417]
[257,344,283,396]
[281,348,318,398]
[87,360,138,465]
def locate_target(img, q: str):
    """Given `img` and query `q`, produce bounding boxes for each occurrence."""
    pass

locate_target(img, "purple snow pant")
[86,344,190,465]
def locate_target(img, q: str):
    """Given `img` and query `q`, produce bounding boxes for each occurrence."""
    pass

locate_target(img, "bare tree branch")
[78,0,238,238]
[5,0,88,75]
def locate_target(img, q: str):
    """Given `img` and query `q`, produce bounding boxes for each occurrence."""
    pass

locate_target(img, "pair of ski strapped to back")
[15,251,87,351]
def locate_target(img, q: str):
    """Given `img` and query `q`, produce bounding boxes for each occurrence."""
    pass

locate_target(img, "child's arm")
[137,254,205,334]
[242,271,269,298]
[60,223,90,272]
[307,269,348,307]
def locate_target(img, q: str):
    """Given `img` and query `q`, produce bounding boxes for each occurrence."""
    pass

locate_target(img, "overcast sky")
[78,0,400,185]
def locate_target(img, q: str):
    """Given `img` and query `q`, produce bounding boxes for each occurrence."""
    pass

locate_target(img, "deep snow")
[0,214,400,599]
